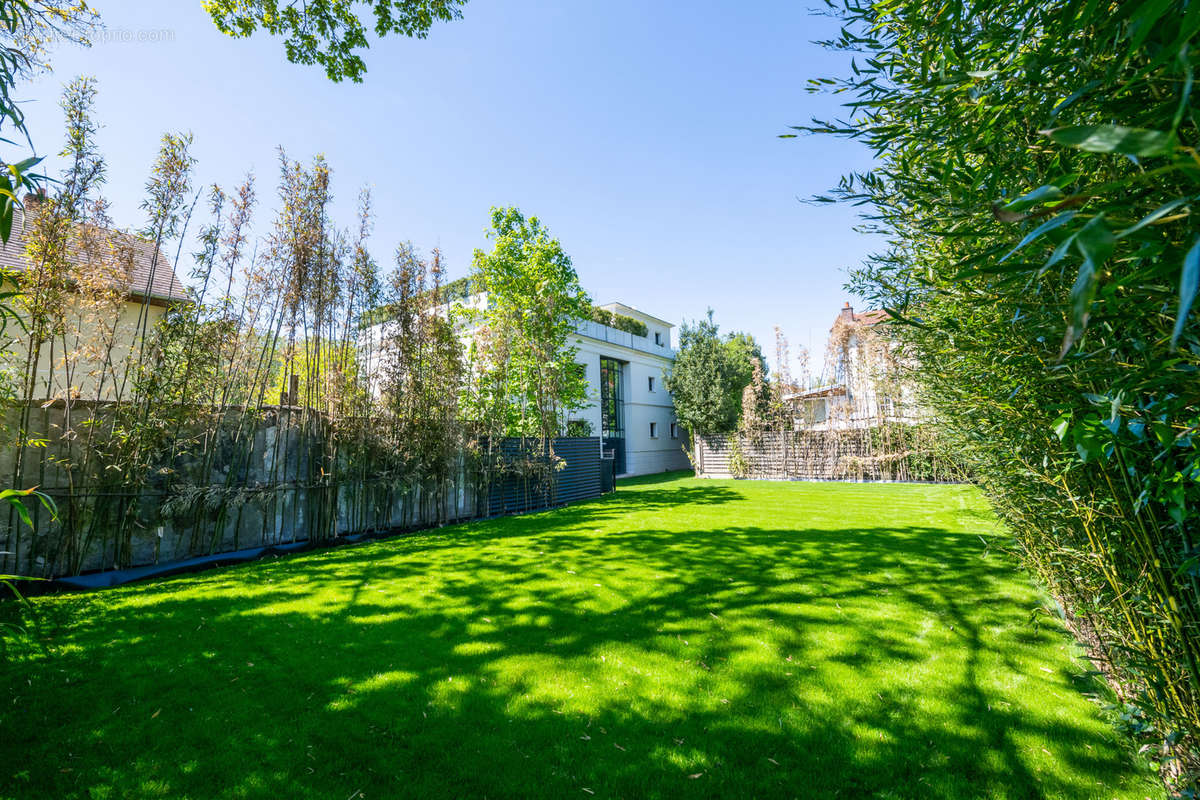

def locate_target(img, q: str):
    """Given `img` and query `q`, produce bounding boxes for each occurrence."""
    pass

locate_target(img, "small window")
[648,376,655,392]
[649,422,658,438]
[654,332,663,346]
[670,423,678,439]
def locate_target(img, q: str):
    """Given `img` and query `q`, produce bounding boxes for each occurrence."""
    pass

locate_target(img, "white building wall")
[3,299,170,402]
[568,331,690,477]
[364,295,692,478]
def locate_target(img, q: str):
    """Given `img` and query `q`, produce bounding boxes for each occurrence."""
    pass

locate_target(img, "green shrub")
[610,314,648,338]
[564,419,593,437]
[359,274,485,328]
[588,307,648,338]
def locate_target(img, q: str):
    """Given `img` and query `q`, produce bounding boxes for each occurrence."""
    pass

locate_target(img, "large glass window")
[600,357,625,440]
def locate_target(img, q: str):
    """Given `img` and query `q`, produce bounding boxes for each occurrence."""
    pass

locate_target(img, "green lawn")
[1,473,1162,799]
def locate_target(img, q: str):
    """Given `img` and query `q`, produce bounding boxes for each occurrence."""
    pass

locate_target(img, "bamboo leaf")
[9,155,42,173]
[1002,185,1064,213]
[1050,80,1101,118]
[1127,0,1175,50]
[1171,237,1200,349]
[0,488,36,529]
[999,211,1076,263]
[1041,233,1077,275]
[1116,197,1191,239]
[1052,412,1072,440]
[1060,216,1114,357]
[1045,125,1176,157]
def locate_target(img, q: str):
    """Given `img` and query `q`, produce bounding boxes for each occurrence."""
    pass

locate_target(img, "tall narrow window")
[649,422,658,438]
[648,376,655,392]
[670,423,678,439]
[600,357,625,441]
[654,332,663,346]
[600,357,627,474]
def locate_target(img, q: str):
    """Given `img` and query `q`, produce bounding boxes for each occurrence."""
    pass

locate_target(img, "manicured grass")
[1,473,1161,799]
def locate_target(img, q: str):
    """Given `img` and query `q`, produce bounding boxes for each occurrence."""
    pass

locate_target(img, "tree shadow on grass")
[0,508,1160,799]
[614,469,695,488]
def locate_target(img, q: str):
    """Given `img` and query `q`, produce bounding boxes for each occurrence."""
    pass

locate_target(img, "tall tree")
[723,331,765,408]
[664,311,746,442]
[464,206,590,442]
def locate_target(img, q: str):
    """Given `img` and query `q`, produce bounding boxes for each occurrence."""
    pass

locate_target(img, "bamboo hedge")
[0,80,588,579]
[800,0,1200,789]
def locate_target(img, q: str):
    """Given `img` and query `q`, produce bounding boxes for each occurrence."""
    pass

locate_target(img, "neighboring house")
[0,203,188,401]
[363,296,690,477]
[784,302,920,431]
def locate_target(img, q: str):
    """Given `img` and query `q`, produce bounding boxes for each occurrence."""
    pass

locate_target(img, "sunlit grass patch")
[1,473,1163,799]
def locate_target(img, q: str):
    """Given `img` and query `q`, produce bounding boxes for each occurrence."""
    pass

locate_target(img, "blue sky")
[19,0,876,378]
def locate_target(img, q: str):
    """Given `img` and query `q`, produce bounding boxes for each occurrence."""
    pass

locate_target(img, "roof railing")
[574,319,674,358]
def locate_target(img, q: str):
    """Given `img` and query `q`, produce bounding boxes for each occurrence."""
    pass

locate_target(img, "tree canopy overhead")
[203,0,468,82]
[0,0,98,243]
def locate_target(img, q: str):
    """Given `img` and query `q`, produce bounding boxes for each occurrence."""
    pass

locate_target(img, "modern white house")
[363,296,690,478]
[567,302,690,476]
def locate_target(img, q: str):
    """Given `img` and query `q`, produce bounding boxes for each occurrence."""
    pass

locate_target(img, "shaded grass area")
[1,473,1162,799]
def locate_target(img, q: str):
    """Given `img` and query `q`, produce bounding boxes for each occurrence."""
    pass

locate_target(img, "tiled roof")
[0,208,187,303]
[853,309,890,325]
[833,304,891,329]
[784,384,847,402]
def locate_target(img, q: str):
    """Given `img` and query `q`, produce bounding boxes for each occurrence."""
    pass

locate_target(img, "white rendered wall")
[364,297,692,477]
[5,300,169,402]
[569,334,690,477]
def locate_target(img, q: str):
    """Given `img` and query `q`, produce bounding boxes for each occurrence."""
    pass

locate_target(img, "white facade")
[363,298,690,478]
[568,303,690,477]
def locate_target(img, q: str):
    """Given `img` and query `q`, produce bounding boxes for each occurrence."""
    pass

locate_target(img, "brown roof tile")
[853,309,890,325]
[0,207,187,303]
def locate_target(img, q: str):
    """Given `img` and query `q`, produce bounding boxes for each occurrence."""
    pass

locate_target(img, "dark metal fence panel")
[485,439,550,516]
[486,437,602,516]
[552,437,602,505]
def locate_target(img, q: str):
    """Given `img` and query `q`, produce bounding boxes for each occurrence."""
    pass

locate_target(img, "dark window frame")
[600,356,626,440]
